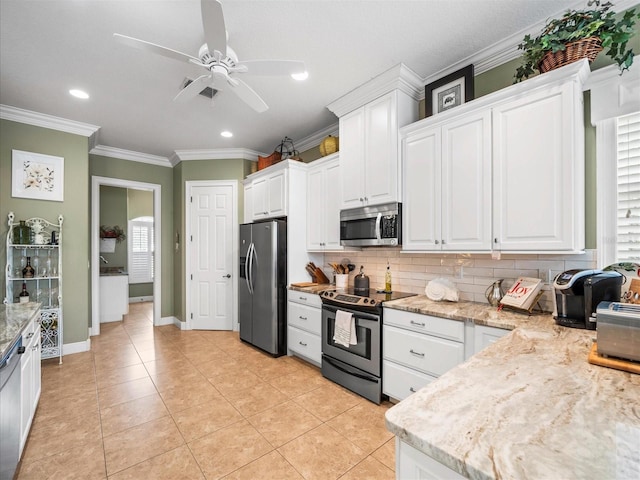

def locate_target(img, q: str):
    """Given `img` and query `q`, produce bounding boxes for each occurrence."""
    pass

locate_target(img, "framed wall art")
[12,149,64,202]
[425,64,474,117]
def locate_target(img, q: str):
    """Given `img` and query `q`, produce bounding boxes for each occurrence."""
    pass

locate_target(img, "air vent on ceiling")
[182,78,218,99]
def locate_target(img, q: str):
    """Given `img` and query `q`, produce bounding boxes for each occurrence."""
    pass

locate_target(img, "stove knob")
[370,300,376,306]
[329,292,334,297]
[363,299,368,304]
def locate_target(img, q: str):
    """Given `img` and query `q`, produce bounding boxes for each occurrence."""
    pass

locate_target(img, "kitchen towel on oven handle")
[333,309,358,347]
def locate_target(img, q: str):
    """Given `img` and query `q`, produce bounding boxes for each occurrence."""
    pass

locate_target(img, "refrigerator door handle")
[245,243,253,295]
[247,242,255,295]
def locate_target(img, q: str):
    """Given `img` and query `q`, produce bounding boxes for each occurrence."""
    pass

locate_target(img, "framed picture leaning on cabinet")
[425,64,474,117]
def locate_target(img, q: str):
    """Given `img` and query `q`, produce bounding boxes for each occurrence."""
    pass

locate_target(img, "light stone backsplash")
[321,249,598,312]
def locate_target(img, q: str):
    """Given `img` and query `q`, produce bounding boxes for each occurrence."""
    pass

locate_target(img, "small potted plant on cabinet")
[100,225,126,253]
[514,0,640,82]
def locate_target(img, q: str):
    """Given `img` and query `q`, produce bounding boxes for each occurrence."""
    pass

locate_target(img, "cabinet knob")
[359,198,364,202]
[494,238,498,243]
[435,240,439,245]
[299,316,307,320]
[409,349,425,358]
[409,387,417,393]
[299,341,307,347]
[441,239,445,245]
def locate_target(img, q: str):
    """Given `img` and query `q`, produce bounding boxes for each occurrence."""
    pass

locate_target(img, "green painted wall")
[173,158,248,322]
[99,186,127,268]
[128,189,153,220]
[0,119,91,345]
[89,155,174,318]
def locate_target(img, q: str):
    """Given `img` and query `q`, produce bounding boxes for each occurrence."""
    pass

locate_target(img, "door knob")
[223,274,231,278]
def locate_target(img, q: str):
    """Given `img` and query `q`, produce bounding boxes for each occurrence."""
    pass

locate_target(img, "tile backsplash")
[321,249,598,312]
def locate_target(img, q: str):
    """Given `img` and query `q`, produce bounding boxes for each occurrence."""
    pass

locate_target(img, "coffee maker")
[553,269,624,329]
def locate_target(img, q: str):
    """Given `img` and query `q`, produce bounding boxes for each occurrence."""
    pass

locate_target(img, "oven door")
[321,304,381,377]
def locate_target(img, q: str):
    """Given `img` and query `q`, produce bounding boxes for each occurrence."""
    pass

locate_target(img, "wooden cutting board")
[290,282,318,287]
[588,342,640,374]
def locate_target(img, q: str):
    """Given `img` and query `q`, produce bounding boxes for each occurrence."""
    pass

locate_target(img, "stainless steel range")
[320,288,416,404]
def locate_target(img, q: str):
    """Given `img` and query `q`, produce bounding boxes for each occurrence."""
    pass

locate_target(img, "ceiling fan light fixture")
[69,89,89,99]
[291,71,308,81]
[220,130,233,138]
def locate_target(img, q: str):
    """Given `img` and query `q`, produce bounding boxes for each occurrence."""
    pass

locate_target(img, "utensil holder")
[335,274,348,289]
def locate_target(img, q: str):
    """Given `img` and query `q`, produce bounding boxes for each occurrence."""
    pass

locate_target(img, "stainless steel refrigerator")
[239,219,287,355]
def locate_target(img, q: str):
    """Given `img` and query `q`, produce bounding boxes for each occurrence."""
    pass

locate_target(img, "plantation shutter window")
[128,218,154,284]
[617,112,640,262]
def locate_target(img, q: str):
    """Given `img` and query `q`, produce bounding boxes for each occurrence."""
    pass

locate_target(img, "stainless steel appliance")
[0,338,24,480]
[340,202,401,247]
[552,269,623,330]
[320,288,416,403]
[239,220,287,356]
[596,302,640,363]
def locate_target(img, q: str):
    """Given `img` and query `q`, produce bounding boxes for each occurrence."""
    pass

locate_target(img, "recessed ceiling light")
[291,71,308,81]
[69,89,89,99]
[220,131,233,138]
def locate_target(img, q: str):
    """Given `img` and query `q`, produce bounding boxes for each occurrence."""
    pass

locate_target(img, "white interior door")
[189,183,235,330]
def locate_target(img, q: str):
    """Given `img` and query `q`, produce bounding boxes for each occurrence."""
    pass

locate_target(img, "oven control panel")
[321,290,377,307]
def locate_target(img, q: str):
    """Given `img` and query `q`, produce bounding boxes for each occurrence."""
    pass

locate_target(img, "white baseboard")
[174,317,190,330]
[129,296,154,303]
[63,338,91,355]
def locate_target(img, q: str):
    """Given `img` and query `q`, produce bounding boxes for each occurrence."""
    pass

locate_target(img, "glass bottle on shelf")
[19,282,30,303]
[13,220,32,245]
[22,257,35,278]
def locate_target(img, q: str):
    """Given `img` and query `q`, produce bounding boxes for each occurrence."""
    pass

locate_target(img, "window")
[128,216,154,284]
[616,112,640,262]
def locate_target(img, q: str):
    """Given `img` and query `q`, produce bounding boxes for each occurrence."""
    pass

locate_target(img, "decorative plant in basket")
[514,0,640,82]
[100,225,126,243]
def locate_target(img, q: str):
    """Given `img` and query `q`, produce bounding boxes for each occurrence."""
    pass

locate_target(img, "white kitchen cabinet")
[287,290,322,365]
[245,160,310,284]
[383,308,465,401]
[243,181,253,223]
[492,81,584,252]
[474,324,509,354]
[252,169,286,220]
[99,275,129,323]
[339,90,417,209]
[20,314,41,457]
[396,438,465,480]
[402,110,492,251]
[307,154,343,251]
[401,60,588,254]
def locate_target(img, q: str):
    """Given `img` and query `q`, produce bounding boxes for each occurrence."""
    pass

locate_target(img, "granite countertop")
[384,296,640,479]
[0,302,41,360]
[288,283,333,294]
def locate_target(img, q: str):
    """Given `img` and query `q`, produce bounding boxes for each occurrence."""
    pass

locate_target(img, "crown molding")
[172,148,266,166]
[0,104,100,137]
[327,63,423,117]
[420,0,640,95]
[295,123,339,153]
[90,145,172,168]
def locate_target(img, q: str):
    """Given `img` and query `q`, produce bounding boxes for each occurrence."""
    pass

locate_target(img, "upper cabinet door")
[324,158,343,249]
[402,126,441,251]
[252,177,268,219]
[492,82,583,251]
[441,110,492,251]
[365,93,397,206]
[339,109,366,209]
[267,171,287,217]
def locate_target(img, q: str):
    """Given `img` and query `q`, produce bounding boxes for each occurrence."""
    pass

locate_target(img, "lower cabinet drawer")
[287,326,321,365]
[287,302,321,336]
[383,361,436,401]
[383,325,464,377]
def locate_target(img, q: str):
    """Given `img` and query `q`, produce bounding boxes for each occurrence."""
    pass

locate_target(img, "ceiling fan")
[114,0,306,113]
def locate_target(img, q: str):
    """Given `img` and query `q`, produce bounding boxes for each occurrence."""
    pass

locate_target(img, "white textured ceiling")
[0,0,588,160]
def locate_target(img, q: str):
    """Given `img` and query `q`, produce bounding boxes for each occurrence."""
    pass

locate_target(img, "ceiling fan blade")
[114,33,201,64]
[201,0,227,56]
[228,78,268,113]
[235,60,306,77]
[173,74,212,103]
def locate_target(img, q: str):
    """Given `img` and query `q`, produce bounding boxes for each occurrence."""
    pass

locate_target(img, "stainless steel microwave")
[340,202,402,247]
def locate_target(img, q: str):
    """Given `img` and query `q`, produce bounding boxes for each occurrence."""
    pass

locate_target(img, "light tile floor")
[16,303,395,479]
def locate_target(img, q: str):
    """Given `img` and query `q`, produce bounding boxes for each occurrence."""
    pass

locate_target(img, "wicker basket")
[257,151,282,171]
[538,36,603,74]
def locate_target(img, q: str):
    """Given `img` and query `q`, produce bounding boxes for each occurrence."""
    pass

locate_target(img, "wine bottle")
[22,257,35,278]
[19,282,30,303]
